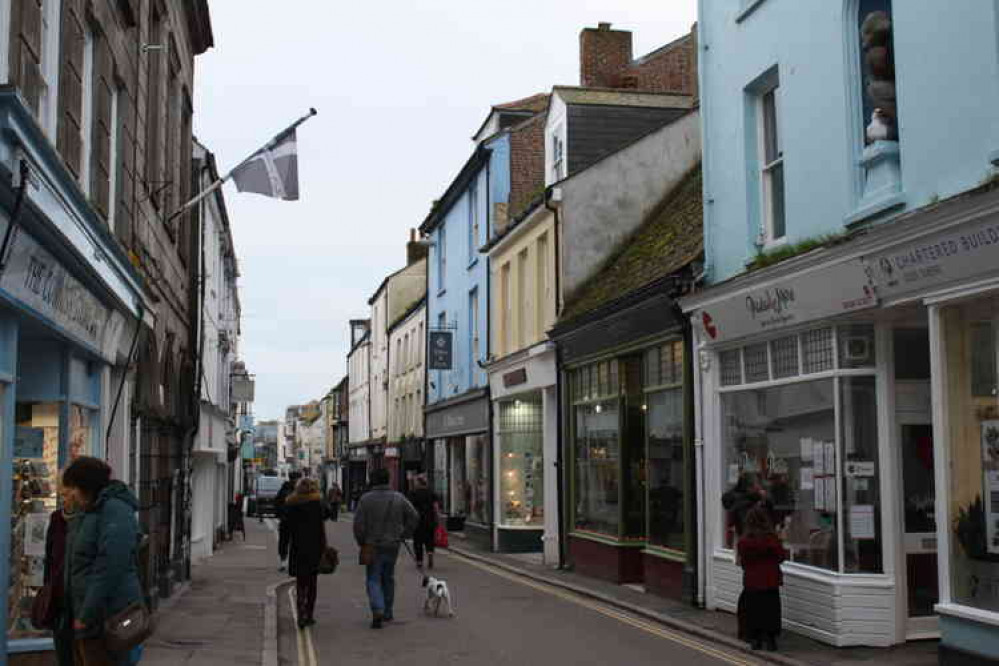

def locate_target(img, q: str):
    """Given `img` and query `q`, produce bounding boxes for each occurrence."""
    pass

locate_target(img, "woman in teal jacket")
[62,456,145,665]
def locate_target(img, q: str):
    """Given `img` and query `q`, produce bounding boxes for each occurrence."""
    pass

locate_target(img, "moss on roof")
[560,165,703,323]
[494,93,550,112]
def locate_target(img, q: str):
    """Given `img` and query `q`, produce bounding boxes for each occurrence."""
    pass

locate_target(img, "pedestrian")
[722,472,769,545]
[407,474,441,570]
[38,478,82,666]
[284,477,328,629]
[349,485,362,512]
[736,506,788,652]
[276,471,301,572]
[62,456,145,665]
[353,468,418,629]
[326,482,343,522]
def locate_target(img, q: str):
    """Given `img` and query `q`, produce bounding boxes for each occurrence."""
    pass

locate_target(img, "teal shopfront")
[0,92,147,664]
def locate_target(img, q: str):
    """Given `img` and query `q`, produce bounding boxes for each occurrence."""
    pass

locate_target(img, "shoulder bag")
[318,514,338,574]
[96,501,154,653]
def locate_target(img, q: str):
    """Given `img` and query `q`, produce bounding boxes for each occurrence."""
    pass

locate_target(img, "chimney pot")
[598,22,612,30]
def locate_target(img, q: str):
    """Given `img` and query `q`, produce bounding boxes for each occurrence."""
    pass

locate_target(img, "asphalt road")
[275,519,766,666]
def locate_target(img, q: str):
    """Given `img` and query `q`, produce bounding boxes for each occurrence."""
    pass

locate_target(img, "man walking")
[353,469,418,629]
[276,471,301,572]
[326,481,343,522]
[408,474,441,570]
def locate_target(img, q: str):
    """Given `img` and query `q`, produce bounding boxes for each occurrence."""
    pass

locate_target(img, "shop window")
[838,324,876,369]
[573,398,621,536]
[770,335,799,379]
[465,434,490,525]
[743,342,770,383]
[722,380,839,570]
[720,349,743,386]
[621,355,646,538]
[943,299,999,612]
[647,341,685,550]
[499,396,544,527]
[802,328,835,374]
[840,376,883,573]
[10,399,59,641]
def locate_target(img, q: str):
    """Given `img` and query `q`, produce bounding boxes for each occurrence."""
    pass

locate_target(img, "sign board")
[696,258,876,344]
[864,217,999,302]
[0,225,110,356]
[503,368,528,388]
[428,331,453,370]
[231,375,255,403]
[425,395,489,438]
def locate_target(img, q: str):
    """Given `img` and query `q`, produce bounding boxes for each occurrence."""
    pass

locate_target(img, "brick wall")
[508,111,548,222]
[579,23,698,96]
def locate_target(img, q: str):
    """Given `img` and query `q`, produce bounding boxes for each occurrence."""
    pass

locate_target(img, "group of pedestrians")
[41,456,146,666]
[273,468,441,630]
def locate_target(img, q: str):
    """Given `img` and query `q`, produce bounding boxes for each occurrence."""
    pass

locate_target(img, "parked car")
[247,472,284,517]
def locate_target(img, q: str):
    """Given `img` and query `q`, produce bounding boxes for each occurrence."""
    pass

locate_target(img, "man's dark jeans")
[365,545,400,617]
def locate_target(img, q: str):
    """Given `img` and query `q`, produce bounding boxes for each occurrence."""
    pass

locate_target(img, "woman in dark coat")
[43,485,82,666]
[62,456,145,665]
[285,477,327,629]
[407,475,440,570]
[737,506,788,651]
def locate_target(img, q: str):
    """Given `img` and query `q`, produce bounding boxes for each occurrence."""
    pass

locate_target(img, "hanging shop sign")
[863,216,999,302]
[695,258,876,343]
[429,330,453,370]
[231,375,256,402]
[0,226,110,355]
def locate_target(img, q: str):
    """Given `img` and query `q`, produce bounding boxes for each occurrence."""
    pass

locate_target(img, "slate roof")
[559,164,703,323]
[554,86,694,109]
[494,93,550,113]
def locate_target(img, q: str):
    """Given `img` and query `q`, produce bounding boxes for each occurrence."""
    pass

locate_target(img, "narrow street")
[277,519,766,666]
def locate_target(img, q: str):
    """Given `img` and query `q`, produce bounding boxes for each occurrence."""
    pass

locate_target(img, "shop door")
[894,328,938,639]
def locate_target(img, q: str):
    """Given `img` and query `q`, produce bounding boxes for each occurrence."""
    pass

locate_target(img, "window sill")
[467,257,479,270]
[844,192,905,227]
[643,545,686,563]
[437,289,446,298]
[736,0,768,23]
[936,602,999,628]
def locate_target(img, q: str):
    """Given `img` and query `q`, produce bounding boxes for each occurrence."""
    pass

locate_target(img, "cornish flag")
[228,111,315,200]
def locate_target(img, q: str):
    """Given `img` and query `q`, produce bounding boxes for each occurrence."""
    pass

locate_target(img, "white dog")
[422,575,455,618]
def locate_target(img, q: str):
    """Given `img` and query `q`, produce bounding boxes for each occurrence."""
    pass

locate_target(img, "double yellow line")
[450,552,761,666]
[287,587,318,666]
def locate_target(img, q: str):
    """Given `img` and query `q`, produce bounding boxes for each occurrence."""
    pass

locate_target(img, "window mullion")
[834,374,845,573]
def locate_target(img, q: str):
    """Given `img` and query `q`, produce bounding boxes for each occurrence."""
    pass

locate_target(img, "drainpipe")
[544,188,566,567]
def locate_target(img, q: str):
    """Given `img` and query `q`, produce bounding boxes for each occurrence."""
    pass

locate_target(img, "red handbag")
[434,524,449,548]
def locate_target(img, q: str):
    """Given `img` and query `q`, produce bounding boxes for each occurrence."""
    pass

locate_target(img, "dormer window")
[552,129,565,182]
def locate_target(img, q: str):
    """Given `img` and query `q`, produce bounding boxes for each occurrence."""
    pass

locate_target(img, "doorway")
[893,327,939,639]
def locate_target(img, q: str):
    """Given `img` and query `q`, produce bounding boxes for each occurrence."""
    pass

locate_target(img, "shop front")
[0,98,148,661]
[425,390,491,548]
[487,342,557,557]
[554,291,695,601]
[686,189,999,656]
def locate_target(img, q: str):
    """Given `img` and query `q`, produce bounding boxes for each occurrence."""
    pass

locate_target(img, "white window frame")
[468,185,479,265]
[80,24,95,193]
[551,128,565,182]
[758,81,786,246]
[39,0,62,139]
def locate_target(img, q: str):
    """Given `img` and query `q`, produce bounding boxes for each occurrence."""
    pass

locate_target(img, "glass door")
[894,327,939,638]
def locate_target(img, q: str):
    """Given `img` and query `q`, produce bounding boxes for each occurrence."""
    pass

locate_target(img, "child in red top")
[737,506,788,651]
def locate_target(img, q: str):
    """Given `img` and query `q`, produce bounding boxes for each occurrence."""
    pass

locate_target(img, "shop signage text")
[865,217,999,301]
[697,258,876,343]
[429,331,453,370]
[426,397,489,437]
[0,226,110,354]
[503,368,528,388]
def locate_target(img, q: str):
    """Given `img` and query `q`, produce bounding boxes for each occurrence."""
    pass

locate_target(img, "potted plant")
[954,496,999,562]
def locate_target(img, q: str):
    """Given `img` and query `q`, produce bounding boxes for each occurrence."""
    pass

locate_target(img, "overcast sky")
[193,0,697,421]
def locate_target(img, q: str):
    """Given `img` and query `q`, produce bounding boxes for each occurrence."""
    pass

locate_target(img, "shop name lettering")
[880,224,999,284]
[23,254,103,341]
[745,287,796,325]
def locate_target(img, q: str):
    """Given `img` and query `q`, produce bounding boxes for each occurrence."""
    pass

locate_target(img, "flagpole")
[166,107,317,223]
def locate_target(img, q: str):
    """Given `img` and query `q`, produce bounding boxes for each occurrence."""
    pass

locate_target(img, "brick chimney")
[406,228,428,265]
[580,23,633,88]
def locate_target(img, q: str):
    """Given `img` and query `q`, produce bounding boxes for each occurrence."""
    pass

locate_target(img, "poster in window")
[813,441,826,476]
[814,476,826,511]
[23,513,49,557]
[982,421,999,555]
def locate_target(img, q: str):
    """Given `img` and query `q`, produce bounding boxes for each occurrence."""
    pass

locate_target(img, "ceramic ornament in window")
[861,10,897,142]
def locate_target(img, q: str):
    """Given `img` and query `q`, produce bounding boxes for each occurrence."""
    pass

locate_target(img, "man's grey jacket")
[353,484,420,548]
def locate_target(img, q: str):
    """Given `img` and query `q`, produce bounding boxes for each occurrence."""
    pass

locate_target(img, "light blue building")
[421,135,508,548]
[683,2,999,660]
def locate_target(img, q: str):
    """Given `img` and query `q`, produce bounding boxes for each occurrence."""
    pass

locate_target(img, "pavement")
[139,515,939,666]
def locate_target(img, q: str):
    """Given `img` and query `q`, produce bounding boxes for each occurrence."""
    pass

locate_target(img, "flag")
[229,127,300,201]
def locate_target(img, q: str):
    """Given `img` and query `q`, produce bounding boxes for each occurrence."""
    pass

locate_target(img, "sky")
[193,0,697,421]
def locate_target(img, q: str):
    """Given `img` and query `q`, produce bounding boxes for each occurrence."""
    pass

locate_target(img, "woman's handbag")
[319,546,339,574]
[104,600,154,653]
[434,524,449,549]
[358,543,375,566]
[30,584,57,629]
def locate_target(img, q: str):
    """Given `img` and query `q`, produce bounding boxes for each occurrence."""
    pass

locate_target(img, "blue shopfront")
[0,92,148,663]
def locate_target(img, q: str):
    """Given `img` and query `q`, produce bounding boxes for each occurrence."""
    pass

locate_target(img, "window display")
[943,297,999,612]
[9,400,60,641]
[498,396,544,527]
[465,434,490,525]
[572,359,621,536]
[646,341,685,550]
